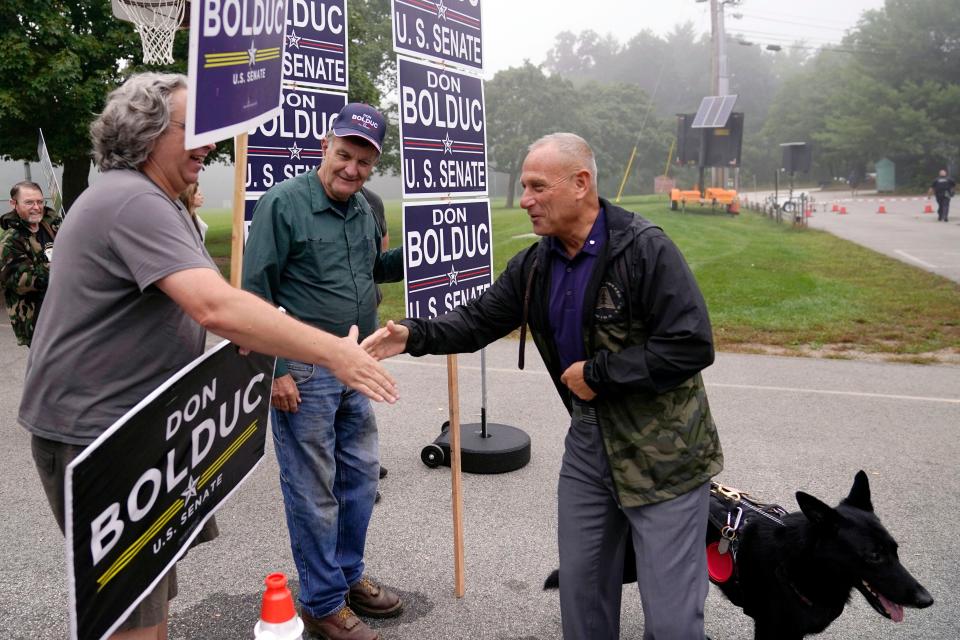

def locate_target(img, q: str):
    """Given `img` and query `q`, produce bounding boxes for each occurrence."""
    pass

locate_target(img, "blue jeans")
[272,360,380,618]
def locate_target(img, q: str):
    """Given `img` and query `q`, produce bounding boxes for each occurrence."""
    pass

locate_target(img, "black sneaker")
[379,465,388,479]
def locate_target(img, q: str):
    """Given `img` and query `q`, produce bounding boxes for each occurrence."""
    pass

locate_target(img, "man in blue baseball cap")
[243,103,403,640]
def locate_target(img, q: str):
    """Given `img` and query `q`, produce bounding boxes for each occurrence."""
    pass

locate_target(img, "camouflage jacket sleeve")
[0,228,50,296]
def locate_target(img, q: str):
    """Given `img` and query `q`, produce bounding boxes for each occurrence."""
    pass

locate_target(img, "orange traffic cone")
[839,206,848,215]
[254,573,304,640]
[923,202,934,214]
[877,203,887,214]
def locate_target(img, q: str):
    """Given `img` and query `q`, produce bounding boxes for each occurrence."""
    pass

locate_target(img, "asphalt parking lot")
[1,325,958,639]
[743,189,960,284]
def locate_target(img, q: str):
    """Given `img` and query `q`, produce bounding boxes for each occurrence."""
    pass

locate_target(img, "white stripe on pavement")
[386,358,960,404]
[894,250,939,269]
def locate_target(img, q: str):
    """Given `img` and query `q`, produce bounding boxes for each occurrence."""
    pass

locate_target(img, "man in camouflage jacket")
[2,181,59,346]
[363,133,722,639]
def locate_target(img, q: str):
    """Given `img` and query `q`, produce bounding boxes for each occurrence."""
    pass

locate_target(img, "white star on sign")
[288,142,303,160]
[442,133,454,154]
[248,40,258,66]
[436,0,448,20]
[286,30,302,49]
[181,475,198,503]
[447,267,459,286]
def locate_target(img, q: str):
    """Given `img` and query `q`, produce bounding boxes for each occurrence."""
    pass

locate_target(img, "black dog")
[544,472,933,640]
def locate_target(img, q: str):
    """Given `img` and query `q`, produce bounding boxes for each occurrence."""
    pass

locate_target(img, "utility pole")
[713,0,731,95]
[709,0,735,189]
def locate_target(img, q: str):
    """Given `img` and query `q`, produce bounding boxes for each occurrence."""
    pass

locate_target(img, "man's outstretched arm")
[361,320,410,360]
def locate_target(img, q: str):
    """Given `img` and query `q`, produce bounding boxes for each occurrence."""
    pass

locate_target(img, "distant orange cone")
[254,573,304,640]
[923,202,934,214]
[877,203,887,214]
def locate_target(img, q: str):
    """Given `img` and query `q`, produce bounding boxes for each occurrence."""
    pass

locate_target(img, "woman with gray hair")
[19,73,400,639]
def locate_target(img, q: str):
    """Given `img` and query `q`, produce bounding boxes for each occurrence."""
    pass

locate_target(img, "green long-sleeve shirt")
[241,169,403,376]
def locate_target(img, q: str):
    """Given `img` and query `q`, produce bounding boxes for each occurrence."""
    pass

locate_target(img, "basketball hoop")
[112,0,187,65]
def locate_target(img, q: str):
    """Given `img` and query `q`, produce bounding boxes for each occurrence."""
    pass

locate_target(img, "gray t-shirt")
[19,170,218,445]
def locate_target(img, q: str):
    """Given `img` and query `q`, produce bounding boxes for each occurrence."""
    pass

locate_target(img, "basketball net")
[115,0,185,65]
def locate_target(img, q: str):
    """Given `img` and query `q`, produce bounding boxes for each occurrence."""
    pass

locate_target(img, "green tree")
[346,0,398,175]
[573,82,672,196]
[485,63,578,208]
[0,1,144,210]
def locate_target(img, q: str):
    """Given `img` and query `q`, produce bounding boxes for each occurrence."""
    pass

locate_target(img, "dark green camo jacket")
[0,209,59,346]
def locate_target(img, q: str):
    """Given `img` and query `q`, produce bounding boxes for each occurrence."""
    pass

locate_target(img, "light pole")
[698,0,739,189]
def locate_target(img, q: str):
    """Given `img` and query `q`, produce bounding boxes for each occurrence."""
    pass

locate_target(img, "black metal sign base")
[421,421,531,474]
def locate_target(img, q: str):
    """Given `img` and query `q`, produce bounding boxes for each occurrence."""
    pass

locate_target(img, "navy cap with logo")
[331,103,386,153]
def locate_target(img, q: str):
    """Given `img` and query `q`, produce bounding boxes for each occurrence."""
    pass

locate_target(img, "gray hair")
[91,72,187,171]
[528,133,598,189]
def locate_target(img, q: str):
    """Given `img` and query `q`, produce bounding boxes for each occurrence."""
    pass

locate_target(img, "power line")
[732,8,858,29]
[733,12,853,33]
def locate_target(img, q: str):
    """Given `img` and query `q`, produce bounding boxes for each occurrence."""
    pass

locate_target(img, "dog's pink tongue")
[879,594,904,622]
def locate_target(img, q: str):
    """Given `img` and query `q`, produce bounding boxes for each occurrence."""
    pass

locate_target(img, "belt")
[571,399,598,425]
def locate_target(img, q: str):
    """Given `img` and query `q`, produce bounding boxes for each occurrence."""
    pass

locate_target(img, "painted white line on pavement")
[894,250,939,269]
[708,383,960,405]
[387,358,960,405]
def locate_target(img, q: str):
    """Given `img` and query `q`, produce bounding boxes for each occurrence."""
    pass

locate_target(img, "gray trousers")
[558,407,710,640]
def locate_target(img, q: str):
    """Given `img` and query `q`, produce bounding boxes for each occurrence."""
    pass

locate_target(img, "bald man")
[364,132,723,639]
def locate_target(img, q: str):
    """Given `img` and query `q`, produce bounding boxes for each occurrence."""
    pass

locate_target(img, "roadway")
[1,326,958,639]
[742,189,960,284]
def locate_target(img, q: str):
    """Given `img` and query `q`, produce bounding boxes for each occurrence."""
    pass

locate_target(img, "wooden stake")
[229,133,248,288]
[446,353,465,597]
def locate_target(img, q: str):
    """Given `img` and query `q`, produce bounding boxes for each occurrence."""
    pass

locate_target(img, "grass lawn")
[200,194,960,363]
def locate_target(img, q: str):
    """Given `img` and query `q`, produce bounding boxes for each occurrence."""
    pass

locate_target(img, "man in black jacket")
[928,169,956,222]
[364,133,722,639]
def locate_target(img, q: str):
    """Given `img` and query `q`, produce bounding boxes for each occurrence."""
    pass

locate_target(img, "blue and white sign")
[246,87,345,192]
[244,194,263,243]
[186,0,289,148]
[392,0,482,73]
[403,199,492,319]
[283,0,348,90]
[398,56,487,199]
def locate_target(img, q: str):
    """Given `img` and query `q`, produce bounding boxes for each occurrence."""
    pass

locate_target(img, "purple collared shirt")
[549,207,607,372]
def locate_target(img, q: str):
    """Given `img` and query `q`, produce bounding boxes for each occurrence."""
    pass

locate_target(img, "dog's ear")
[796,491,838,527]
[841,470,873,512]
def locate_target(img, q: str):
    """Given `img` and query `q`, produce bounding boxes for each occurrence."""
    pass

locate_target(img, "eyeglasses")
[169,120,186,129]
[18,199,44,207]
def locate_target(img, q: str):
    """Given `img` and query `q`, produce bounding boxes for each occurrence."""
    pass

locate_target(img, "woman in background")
[178,182,208,241]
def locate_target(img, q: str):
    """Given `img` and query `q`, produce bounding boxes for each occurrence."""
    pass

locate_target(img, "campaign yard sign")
[392,0,482,73]
[247,87,346,192]
[186,0,289,148]
[283,0,348,90]
[398,56,487,199]
[404,199,492,319]
[244,194,263,243]
[66,342,275,640]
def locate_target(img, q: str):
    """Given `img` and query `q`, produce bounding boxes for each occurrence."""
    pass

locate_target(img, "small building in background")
[875,157,896,192]
[654,175,676,194]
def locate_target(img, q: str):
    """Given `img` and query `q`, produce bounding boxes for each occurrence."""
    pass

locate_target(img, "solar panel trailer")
[671,94,743,214]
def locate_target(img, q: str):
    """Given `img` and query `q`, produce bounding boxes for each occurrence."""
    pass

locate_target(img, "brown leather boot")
[348,576,403,618]
[301,606,379,640]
